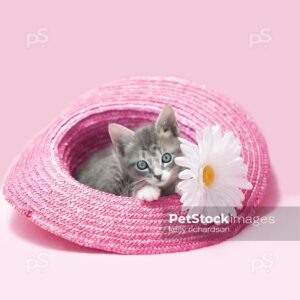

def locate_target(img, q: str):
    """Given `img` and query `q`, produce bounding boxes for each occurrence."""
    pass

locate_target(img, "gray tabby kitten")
[75,105,181,201]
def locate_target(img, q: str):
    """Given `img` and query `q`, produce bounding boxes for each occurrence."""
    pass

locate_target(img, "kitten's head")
[108,105,181,188]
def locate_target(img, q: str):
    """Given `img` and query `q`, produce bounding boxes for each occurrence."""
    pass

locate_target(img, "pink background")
[0,1,299,299]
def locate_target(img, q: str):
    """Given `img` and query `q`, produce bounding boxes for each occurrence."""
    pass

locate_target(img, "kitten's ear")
[155,105,179,137]
[108,123,134,156]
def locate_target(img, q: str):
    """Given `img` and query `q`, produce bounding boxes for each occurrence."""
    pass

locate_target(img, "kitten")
[75,105,181,201]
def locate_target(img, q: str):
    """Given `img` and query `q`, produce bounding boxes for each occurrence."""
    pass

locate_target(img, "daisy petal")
[188,205,203,216]
[212,125,222,149]
[195,130,202,144]
[180,189,194,205]
[180,144,199,162]
[178,169,194,180]
[215,183,245,208]
[177,178,196,192]
[183,188,203,207]
[224,158,248,177]
[174,157,194,168]
[224,177,253,190]
[210,192,232,216]
[178,137,199,152]
[206,195,221,217]
[178,137,200,158]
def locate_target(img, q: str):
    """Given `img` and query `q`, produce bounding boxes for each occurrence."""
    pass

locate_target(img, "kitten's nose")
[154,174,162,181]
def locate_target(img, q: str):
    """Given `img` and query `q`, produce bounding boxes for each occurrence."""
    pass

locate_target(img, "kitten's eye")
[136,160,148,170]
[162,153,172,164]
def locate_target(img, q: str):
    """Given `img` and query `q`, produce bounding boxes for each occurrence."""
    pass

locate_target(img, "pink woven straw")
[3,77,270,254]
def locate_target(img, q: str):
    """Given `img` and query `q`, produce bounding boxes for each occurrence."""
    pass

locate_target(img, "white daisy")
[175,125,253,217]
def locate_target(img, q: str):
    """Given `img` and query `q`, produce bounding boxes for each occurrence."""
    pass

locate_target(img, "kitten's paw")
[136,186,161,201]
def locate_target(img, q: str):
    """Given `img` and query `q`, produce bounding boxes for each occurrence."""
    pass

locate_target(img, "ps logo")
[249,28,272,48]
[251,252,274,273]
[26,252,50,273]
[26,28,49,49]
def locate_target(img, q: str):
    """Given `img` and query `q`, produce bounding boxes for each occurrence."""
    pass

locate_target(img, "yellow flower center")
[202,165,215,187]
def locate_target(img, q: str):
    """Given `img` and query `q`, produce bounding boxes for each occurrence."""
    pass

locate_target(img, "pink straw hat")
[3,77,270,254]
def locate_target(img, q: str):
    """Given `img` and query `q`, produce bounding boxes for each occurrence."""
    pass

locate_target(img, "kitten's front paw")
[136,186,161,201]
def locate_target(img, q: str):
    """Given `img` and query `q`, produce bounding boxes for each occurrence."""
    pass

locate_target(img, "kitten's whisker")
[129,179,145,187]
